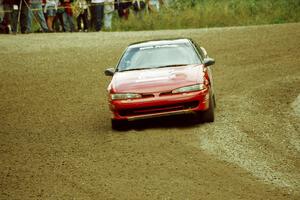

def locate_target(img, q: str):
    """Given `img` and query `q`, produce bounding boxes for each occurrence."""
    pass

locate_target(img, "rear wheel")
[111,119,128,131]
[199,91,215,123]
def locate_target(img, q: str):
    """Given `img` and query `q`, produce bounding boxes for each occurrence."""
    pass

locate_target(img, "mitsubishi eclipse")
[104,38,216,129]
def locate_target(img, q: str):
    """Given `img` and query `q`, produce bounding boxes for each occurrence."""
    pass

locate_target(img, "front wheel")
[111,119,128,131]
[199,92,215,123]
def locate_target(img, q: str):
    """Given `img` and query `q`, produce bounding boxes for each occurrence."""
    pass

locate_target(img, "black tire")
[111,119,128,131]
[200,91,215,123]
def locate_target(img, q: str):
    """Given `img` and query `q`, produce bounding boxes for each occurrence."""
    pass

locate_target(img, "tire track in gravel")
[197,36,300,191]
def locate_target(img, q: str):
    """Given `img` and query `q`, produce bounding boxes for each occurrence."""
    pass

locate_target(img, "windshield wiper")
[119,67,154,72]
[156,64,189,68]
[119,64,189,72]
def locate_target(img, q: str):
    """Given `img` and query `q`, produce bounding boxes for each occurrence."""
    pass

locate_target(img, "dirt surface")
[0,23,300,200]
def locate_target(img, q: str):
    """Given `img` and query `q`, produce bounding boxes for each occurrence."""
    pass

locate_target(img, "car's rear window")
[117,43,201,71]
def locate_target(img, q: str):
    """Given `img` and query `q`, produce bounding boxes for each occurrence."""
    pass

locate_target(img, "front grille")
[118,101,199,117]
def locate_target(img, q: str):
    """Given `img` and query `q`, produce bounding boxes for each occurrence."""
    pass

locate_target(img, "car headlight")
[172,84,206,94]
[111,93,142,100]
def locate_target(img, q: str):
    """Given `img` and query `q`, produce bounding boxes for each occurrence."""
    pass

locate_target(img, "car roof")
[128,38,193,49]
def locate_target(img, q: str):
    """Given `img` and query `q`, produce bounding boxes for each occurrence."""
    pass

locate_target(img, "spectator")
[11,0,29,33]
[1,0,13,33]
[91,0,104,31]
[74,0,88,32]
[61,0,74,32]
[27,0,48,32]
[115,0,131,20]
[147,0,160,12]
[44,0,58,32]
[0,0,4,21]
[11,0,28,34]
[53,0,65,32]
[132,0,146,18]
[104,0,114,30]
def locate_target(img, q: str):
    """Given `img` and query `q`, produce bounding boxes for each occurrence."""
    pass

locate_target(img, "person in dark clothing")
[91,0,104,31]
[132,0,146,18]
[115,0,131,20]
[1,0,12,33]
[53,1,65,32]
[11,0,29,33]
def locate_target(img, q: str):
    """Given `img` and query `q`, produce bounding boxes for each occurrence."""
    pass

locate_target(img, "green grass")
[112,0,300,31]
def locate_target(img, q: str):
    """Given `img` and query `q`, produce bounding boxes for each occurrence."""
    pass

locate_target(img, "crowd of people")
[0,0,166,34]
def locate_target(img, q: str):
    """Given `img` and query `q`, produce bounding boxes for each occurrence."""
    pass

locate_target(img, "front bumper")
[109,89,210,121]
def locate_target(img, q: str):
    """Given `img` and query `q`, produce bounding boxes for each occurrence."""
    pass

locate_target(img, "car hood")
[109,64,205,94]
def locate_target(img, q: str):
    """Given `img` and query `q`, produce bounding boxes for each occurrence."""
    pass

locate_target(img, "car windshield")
[117,42,201,72]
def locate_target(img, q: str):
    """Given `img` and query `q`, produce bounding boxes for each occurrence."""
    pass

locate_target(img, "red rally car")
[104,38,216,129]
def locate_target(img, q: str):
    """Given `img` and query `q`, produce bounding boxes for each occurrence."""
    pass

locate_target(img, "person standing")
[2,0,13,33]
[61,0,74,32]
[91,0,104,31]
[11,0,29,33]
[27,0,48,32]
[44,0,58,32]
[74,0,88,32]
[115,0,131,20]
[103,0,114,30]
[147,0,160,12]
[53,0,65,32]
[132,0,146,18]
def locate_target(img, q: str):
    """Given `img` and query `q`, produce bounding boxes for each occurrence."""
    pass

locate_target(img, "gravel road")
[0,23,299,199]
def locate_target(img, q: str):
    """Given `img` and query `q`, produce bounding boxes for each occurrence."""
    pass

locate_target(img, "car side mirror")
[204,58,215,67]
[104,68,115,76]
